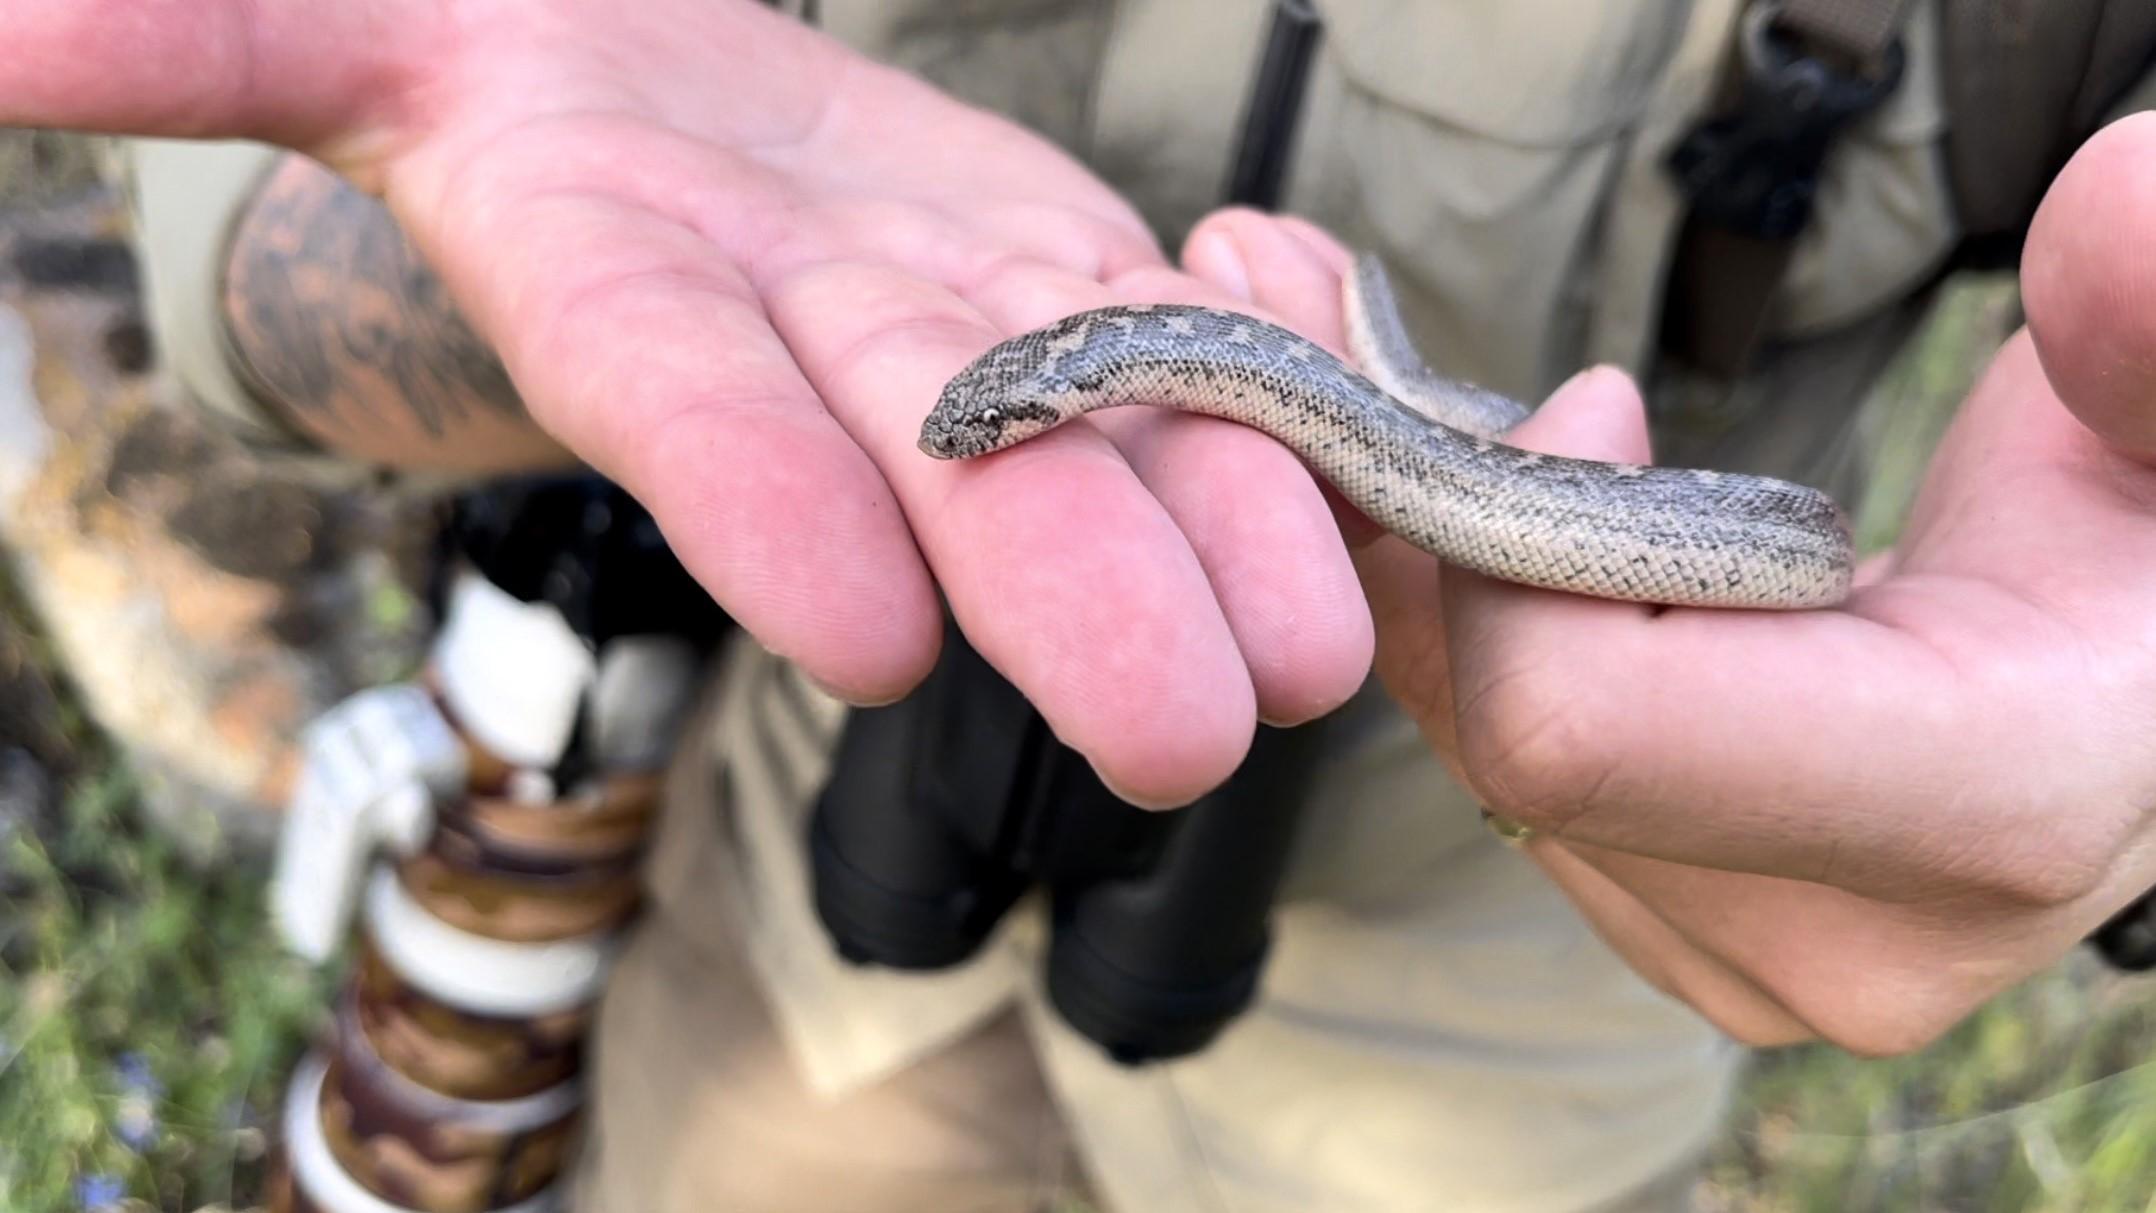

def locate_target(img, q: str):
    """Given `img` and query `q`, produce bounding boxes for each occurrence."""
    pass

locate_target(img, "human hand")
[1187,114,2156,1055]
[5,0,1376,805]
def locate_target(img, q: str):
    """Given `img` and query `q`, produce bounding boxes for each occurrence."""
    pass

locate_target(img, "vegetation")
[0,148,2147,1205]
[0,563,328,1212]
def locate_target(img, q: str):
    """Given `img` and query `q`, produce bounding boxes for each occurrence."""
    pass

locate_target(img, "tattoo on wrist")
[222,161,524,439]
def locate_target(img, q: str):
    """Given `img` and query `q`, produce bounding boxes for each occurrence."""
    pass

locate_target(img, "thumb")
[1503,364,1655,464]
[1358,365,1652,765]
[2023,112,2156,464]
[1435,365,1660,792]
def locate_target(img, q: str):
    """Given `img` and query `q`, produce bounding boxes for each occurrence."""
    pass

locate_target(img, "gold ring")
[1480,808,1536,847]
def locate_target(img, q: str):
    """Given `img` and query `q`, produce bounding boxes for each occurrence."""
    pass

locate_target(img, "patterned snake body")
[919,258,1853,610]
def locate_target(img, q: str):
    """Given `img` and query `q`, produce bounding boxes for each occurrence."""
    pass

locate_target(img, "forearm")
[220,154,570,473]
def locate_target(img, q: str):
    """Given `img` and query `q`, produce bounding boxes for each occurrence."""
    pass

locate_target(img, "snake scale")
[919,256,1853,610]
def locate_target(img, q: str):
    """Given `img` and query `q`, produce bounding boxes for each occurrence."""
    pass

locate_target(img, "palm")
[6,0,1377,805]
[1332,115,2156,1052]
[336,17,2156,1052]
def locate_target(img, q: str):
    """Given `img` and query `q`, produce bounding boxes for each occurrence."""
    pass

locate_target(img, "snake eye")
[980,407,1002,425]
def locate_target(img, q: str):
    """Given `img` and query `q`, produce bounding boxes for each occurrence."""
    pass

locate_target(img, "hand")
[4,0,1375,805]
[1189,114,2156,1055]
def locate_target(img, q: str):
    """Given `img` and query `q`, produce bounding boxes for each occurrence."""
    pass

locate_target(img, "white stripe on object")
[283,1051,565,1213]
[433,572,595,769]
[363,866,614,1017]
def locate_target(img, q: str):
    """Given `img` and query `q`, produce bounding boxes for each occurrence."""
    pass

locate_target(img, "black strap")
[1942,0,2156,259]
[1660,0,1908,379]
[1779,0,1915,68]
[1664,0,2156,374]
[1224,0,1324,209]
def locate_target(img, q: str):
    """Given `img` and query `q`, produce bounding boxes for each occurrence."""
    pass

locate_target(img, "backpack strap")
[1941,0,2156,258]
[1660,0,1910,378]
[1662,0,2156,377]
[1779,0,1913,67]
[1225,0,1325,209]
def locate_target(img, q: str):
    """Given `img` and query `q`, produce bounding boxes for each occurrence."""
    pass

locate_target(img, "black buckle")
[2091,888,2156,971]
[1668,1,1906,241]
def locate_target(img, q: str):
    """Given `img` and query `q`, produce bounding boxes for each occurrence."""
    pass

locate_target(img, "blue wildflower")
[113,1053,161,1096]
[74,1173,126,1209]
[111,1052,162,1150]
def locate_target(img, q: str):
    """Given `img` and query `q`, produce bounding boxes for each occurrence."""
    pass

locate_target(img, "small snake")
[919,256,1853,609]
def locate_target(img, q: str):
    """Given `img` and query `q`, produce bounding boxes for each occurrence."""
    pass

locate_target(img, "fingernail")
[1552,364,1614,397]
[1095,763,1188,812]
[803,668,905,709]
[1189,231,1254,302]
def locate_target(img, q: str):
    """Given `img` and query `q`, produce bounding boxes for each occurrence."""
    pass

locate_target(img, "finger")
[1181,214,1430,727]
[759,197,1165,302]
[1270,214,1356,277]
[1526,842,1816,1047]
[964,201,1166,286]
[1886,329,2156,597]
[1377,369,1651,772]
[1181,210,1388,550]
[1438,325,2156,896]
[1179,208,1352,352]
[763,258,1259,806]
[1440,369,1873,878]
[1501,364,1657,464]
[1353,535,1462,772]
[2023,112,2156,463]
[1569,810,2156,1060]
[422,187,945,705]
[960,258,1372,727]
[0,0,421,148]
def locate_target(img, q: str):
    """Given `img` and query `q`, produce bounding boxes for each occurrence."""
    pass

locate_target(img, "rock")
[0,170,432,859]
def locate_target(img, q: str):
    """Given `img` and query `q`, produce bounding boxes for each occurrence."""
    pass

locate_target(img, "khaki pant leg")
[578,640,1728,1213]
[578,652,1732,1213]
[1022,688,1738,1213]
[574,643,1085,1213]
[575,914,1080,1213]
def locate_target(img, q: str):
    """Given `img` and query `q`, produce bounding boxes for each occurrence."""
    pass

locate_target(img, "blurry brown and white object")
[0,131,429,855]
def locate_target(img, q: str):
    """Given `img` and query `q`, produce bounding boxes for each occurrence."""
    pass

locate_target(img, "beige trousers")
[574,873,1705,1213]
[571,641,1735,1213]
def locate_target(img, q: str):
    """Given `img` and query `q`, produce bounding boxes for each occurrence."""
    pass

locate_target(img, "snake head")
[918,339,1068,459]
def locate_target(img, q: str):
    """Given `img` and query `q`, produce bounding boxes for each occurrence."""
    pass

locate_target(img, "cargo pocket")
[813,0,1115,155]
[1290,0,1693,398]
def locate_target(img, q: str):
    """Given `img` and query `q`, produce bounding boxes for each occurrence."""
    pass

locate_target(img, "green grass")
[1849,271,2024,554]
[0,564,328,1213]
[1706,957,2156,1213]
[0,769,328,1211]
